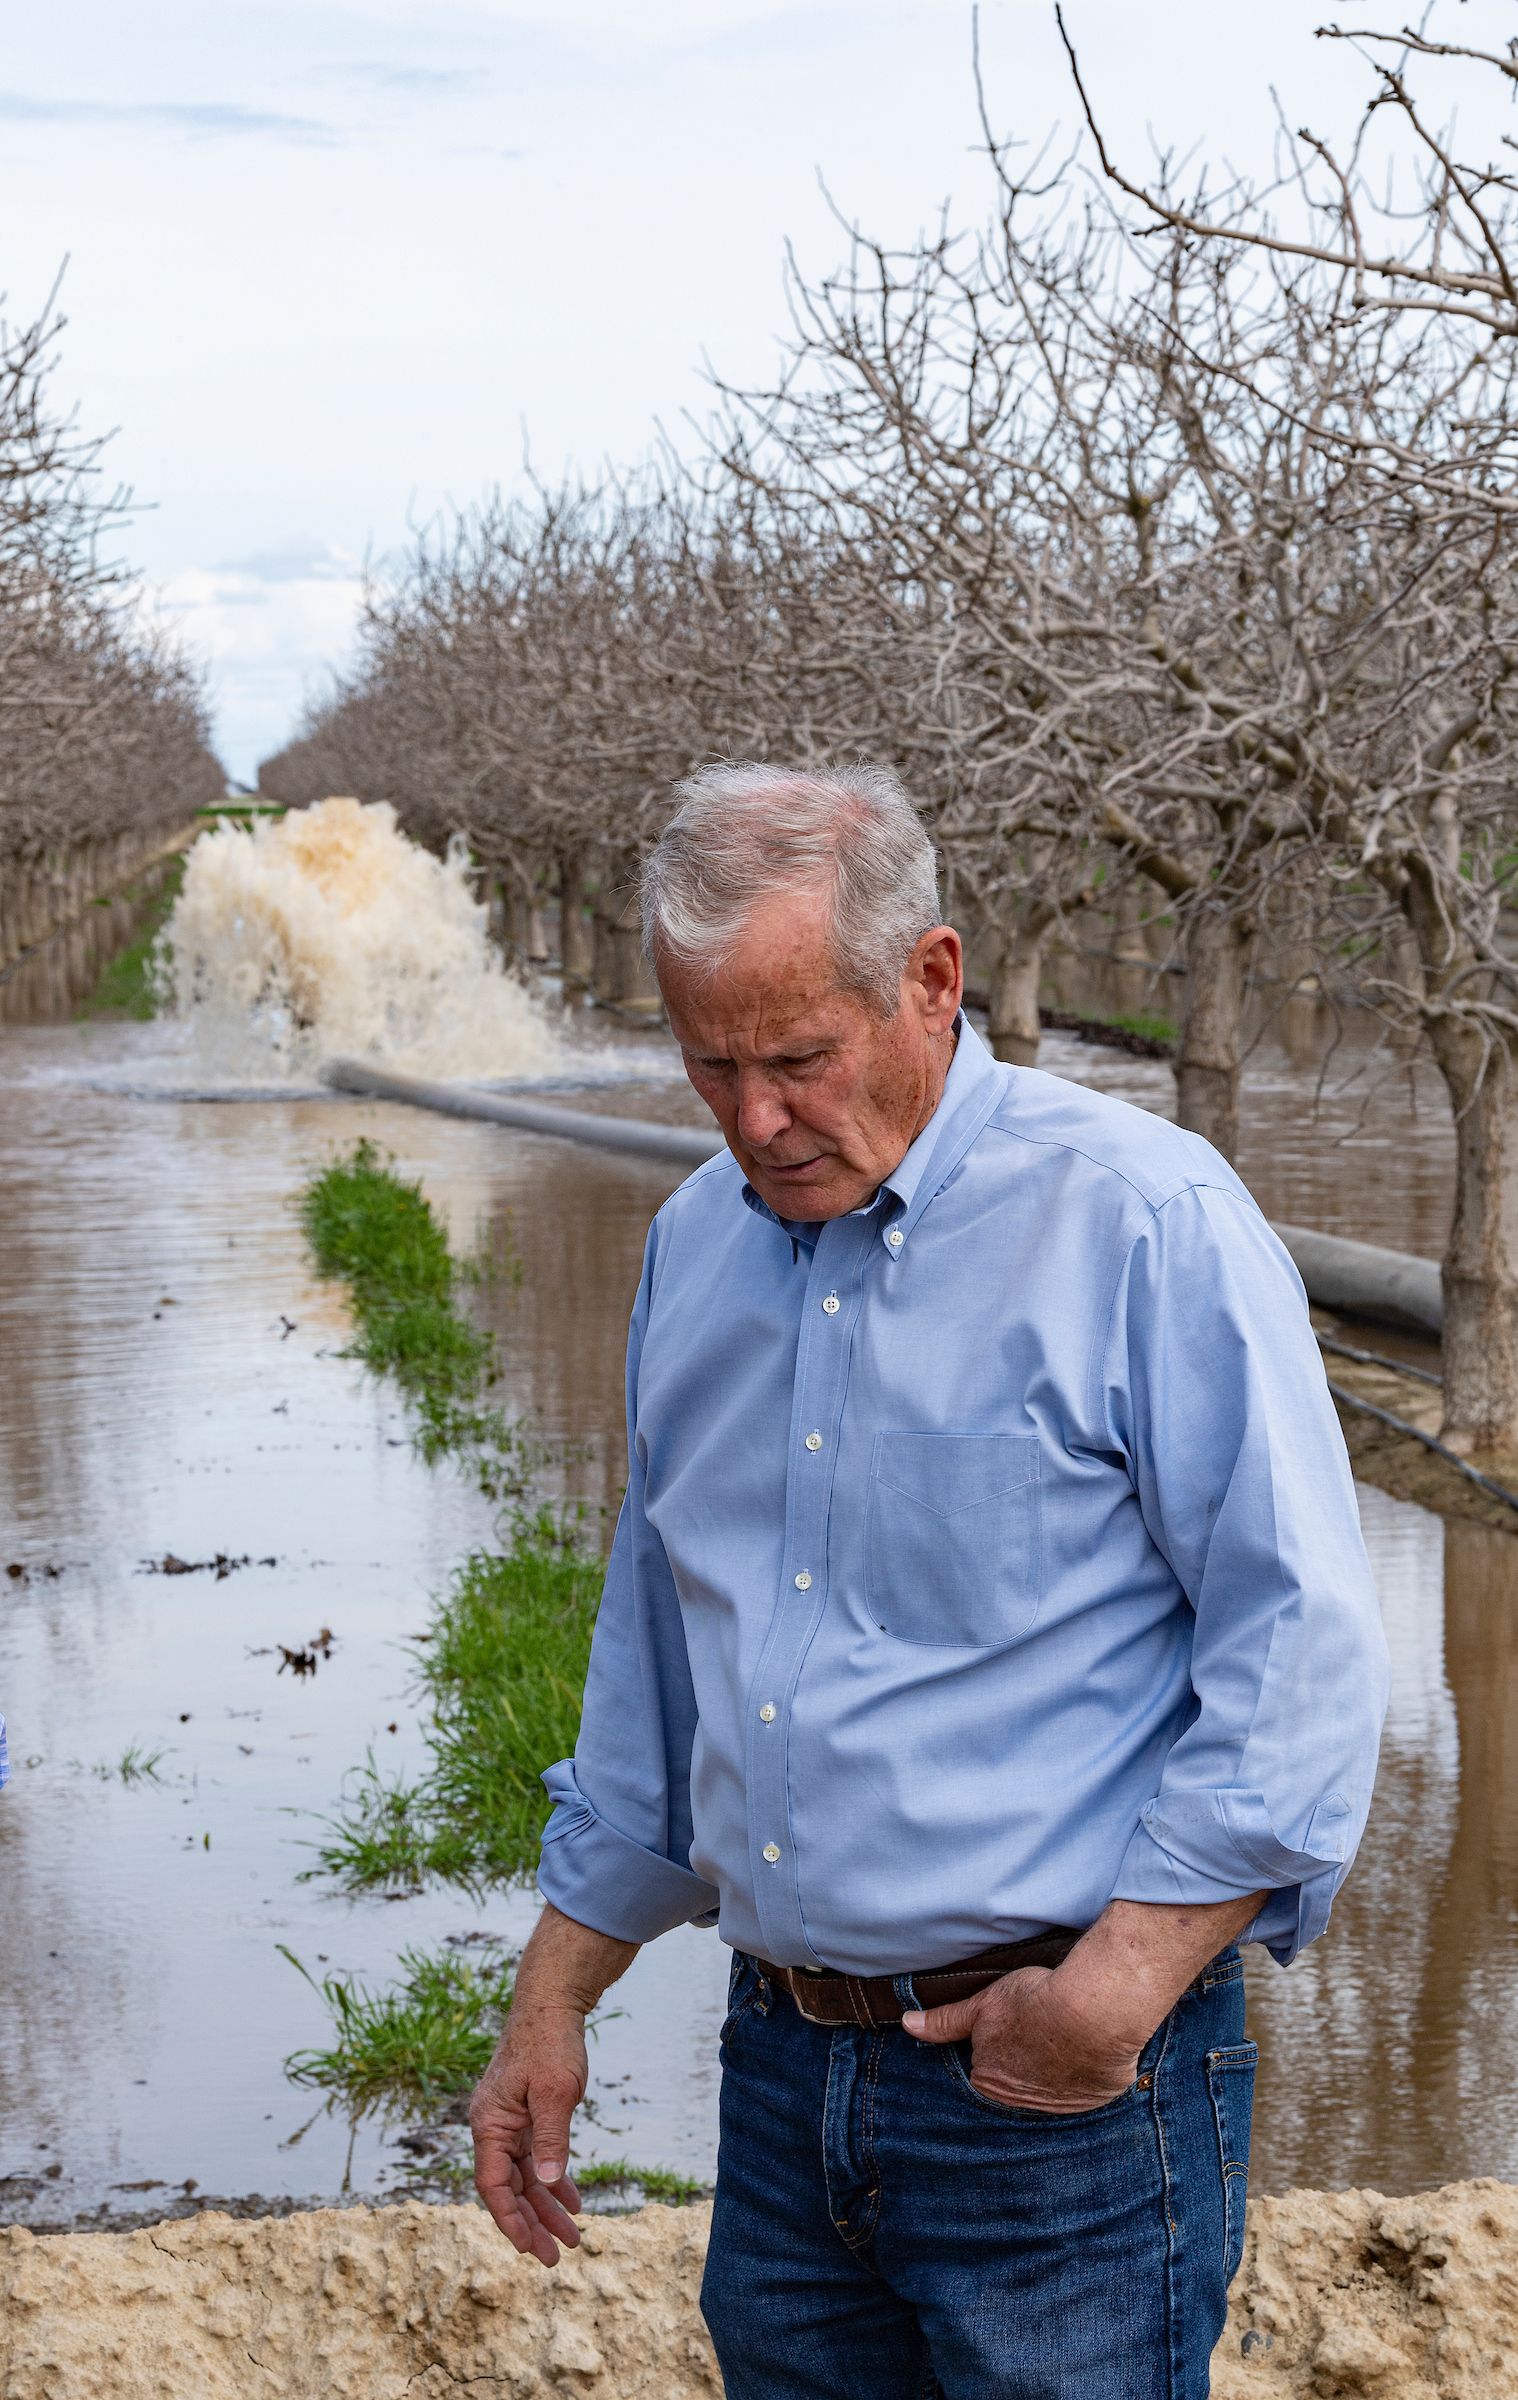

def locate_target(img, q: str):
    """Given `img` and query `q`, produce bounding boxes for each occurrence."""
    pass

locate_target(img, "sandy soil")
[2,2180,1515,2396]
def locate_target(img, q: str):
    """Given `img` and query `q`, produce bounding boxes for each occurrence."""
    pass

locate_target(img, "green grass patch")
[576,2159,708,2207]
[300,1140,525,1488]
[76,859,184,1020]
[307,1512,601,1893]
[1103,1010,1177,1045]
[94,1740,170,1783]
[280,1940,516,2112]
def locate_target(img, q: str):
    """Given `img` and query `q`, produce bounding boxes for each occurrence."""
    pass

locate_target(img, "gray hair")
[640,760,941,1014]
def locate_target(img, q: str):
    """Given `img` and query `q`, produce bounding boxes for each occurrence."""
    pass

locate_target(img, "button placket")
[745,1215,868,1961]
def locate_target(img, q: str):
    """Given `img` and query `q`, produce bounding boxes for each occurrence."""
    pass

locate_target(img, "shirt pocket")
[864,1431,1042,1647]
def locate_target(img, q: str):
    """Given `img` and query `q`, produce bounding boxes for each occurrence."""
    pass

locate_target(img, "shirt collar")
[739,1012,1009,1244]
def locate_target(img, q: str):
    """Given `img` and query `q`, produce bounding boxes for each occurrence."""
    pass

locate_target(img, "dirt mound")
[1217,2181,1518,2397]
[1,2180,1513,2396]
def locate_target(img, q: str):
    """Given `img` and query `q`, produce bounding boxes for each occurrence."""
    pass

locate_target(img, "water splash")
[159,798,563,1083]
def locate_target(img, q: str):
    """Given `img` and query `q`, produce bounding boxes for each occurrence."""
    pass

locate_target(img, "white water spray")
[159,798,563,1082]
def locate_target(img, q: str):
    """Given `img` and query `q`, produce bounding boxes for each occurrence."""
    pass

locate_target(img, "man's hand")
[469,1999,590,2265]
[903,1963,1145,2112]
[903,1892,1265,2114]
[469,1903,638,2267]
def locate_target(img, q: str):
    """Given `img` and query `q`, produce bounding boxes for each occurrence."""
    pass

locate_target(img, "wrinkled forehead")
[657,894,870,1060]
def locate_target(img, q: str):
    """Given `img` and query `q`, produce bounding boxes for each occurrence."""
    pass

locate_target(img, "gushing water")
[159,798,563,1083]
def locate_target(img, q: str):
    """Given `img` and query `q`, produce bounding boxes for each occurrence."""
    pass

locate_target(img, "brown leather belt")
[756,1927,1086,2028]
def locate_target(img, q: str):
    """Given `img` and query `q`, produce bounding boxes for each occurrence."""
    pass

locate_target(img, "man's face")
[658,891,963,1222]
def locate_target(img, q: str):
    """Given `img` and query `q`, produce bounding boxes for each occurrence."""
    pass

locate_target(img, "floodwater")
[0,948,1514,2228]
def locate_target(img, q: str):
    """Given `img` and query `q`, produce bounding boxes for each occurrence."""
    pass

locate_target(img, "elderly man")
[470,763,1388,2399]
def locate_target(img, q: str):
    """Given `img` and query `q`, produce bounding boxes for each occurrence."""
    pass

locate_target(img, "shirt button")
[794,1570,813,1590]
[821,1293,840,1315]
[804,1431,823,1452]
[762,1842,781,1864]
[759,1702,777,1723]
[886,1227,904,1249]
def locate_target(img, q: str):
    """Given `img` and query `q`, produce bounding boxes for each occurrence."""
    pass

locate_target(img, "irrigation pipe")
[1272,1223,1442,1337]
[324,1058,1518,1518]
[321,1058,722,1169]
[1325,1383,1518,1517]
[326,1063,1454,1331]
[1315,1331,1444,1389]
[326,1060,1457,1344]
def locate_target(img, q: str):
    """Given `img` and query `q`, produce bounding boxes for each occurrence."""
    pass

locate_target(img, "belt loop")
[893,1973,919,2013]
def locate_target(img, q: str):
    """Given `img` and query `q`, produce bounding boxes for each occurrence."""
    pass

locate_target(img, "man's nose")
[735,1073,791,1151]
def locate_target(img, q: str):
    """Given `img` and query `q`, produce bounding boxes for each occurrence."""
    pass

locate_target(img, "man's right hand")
[468,1902,639,2267]
[469,1999,590,2266]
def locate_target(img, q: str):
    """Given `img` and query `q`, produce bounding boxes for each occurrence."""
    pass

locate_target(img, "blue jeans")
[700,1948,1256,2400]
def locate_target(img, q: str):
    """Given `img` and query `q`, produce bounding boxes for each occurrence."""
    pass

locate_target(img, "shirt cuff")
[536,1758,721,1942]
[1110,1788,1353,1967]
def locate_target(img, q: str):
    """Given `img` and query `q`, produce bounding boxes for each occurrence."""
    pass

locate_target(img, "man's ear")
[911,926,963,1033]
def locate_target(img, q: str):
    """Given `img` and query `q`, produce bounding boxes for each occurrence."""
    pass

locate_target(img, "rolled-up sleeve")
[537,1220,720,1942]
[1104,1183,1390,1964]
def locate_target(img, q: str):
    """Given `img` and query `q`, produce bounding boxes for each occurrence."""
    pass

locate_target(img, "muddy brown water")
[0,985,1512,2230]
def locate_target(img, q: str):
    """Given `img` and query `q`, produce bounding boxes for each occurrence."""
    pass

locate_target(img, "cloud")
[315,61,484,94]
[215,539,364,585]
[0,90,334,141]
[151,556,368,781]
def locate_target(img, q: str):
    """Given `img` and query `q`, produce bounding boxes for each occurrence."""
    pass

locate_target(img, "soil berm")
[2,2181,1515,2397]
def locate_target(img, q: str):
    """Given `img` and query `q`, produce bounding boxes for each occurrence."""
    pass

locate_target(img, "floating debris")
[248,1627,338,1677]
[147,1552,277,1579]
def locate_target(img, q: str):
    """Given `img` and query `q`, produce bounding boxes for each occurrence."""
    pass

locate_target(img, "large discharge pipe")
[322,1057,722,1169]
[322,1058,1445,1338]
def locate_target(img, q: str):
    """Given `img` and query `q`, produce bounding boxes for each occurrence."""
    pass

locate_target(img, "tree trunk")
[558,853,593,986]
[1431,1037,1518,1455]
[1174,907,1251,1159]
[500,879,529,958]
[986,925,1047,1066]
[593,880,661,1010]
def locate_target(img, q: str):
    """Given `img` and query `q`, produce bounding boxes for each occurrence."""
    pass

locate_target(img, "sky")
[2,2,1433,782]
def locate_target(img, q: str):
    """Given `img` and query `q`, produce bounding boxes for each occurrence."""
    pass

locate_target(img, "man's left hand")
[902,1963,1146,2114]
[902,1893,1267,2114]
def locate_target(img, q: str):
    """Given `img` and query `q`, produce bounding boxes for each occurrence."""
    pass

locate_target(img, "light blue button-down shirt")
[539,1018,1388,1972]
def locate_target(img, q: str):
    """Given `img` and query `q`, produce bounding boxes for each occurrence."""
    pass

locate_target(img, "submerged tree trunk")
[592,879,660,1009]
[1429,1032,1518,1455]
[1396,839,1518,1455]
[985,914,1051,1066]
[1174,907,1252,1160]
[557,852,593,986]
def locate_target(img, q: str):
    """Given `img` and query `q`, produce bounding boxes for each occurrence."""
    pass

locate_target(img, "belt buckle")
[786,1969,847,2028]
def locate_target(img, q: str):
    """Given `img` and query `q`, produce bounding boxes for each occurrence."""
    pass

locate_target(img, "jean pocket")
[865,1432,1041,1647]
[940,2040,1137,2126]
[1207,2041,1258,2284]
[718,1953,767,2053]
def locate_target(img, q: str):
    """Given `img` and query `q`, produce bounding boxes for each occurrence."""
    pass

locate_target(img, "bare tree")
[0,284,222,964]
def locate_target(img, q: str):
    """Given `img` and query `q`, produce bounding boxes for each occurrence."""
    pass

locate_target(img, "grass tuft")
[307,1512,601,1893]
[1104,1010,1178,1045]
[280,1941,516,2112]
[576,2159,708,2207]
[97,1741,170,1783]
[300,1140,525,1490]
